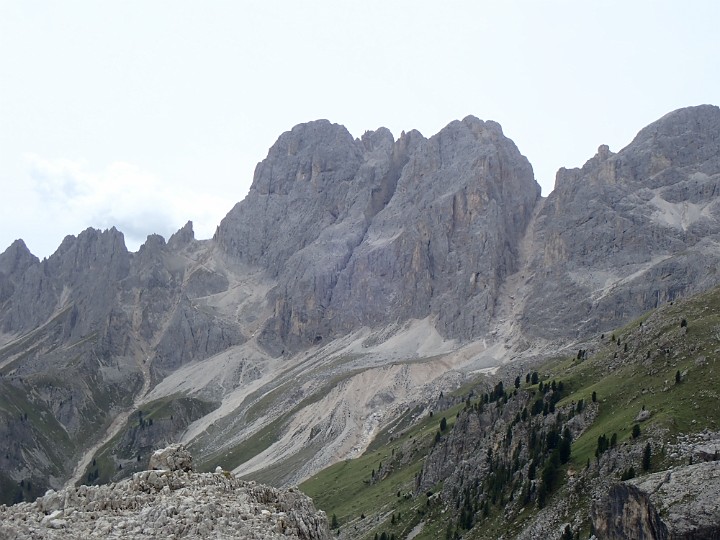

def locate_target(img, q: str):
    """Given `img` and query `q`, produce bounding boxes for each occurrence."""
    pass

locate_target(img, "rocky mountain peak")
[251,119,363,197]
[216,114,542,350]
[48,227,129,278]
[632,103,720,144]
[0,239,39,277]
[167,220,194,250]
[138,233,166,253]
[524,104,720,339]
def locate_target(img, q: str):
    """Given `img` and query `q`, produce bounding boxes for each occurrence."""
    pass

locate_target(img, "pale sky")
[1,1,718,259]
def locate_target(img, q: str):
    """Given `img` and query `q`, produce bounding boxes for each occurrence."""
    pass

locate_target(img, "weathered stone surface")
[632,461,720,539]
[217,116,540,350]
[0,464,330,539]
[148,444,193,472]
[592,483,669,540]
[592,461,720,539]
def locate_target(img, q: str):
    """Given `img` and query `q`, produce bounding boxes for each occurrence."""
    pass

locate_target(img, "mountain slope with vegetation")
[301,284,720,539]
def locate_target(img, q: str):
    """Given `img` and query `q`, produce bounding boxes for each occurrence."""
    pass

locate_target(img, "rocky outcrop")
[0,457,330,539]
[592,483,669,540]
[148,443,193,472]
[327,117,539,342]
[592,461,720,539]
[631,461,720,539]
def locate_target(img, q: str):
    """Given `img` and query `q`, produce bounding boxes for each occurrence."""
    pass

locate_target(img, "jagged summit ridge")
[522,103,720,338]
[217,115,540,350]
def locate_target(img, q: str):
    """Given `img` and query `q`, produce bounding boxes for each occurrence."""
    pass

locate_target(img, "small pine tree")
[592,391,597,403]
[643,443,652,471]
[632,424,641,439]
[528,459,537,480]
[440,417,448,431]
[680,318,687,328]
[531,372,539,385]
[515,375,521,389]
[620,466,635,480]
[675,370,681,384]
[331,513,339,529]
[559,428,572,464]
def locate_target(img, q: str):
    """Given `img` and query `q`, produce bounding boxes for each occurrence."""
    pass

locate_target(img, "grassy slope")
[82,394,217,485]
[300,285,720,539]
[301,396,465,540]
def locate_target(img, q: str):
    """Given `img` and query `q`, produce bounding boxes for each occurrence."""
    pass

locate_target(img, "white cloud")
[22,154,230,253]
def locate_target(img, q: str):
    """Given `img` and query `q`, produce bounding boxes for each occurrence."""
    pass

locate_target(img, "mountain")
[523,104,720,339]
[0,104,719,514]
[215,116,539,351]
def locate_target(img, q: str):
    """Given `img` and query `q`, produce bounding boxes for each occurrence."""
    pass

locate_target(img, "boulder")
[148,444,193,472]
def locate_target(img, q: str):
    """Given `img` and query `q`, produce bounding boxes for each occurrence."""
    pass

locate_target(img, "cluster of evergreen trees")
[439,372,576,537]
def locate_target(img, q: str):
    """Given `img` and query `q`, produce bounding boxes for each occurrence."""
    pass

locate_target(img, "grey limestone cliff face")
[328,117,539,341]
[217,116,540,350]
[592,461,720,539]
[524,104,720,339]
[0,239,39,305]
[592,483,669,540]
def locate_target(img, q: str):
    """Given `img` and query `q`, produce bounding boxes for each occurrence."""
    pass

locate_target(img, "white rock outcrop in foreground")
[0,450,330,540]
[148,443,193,472]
